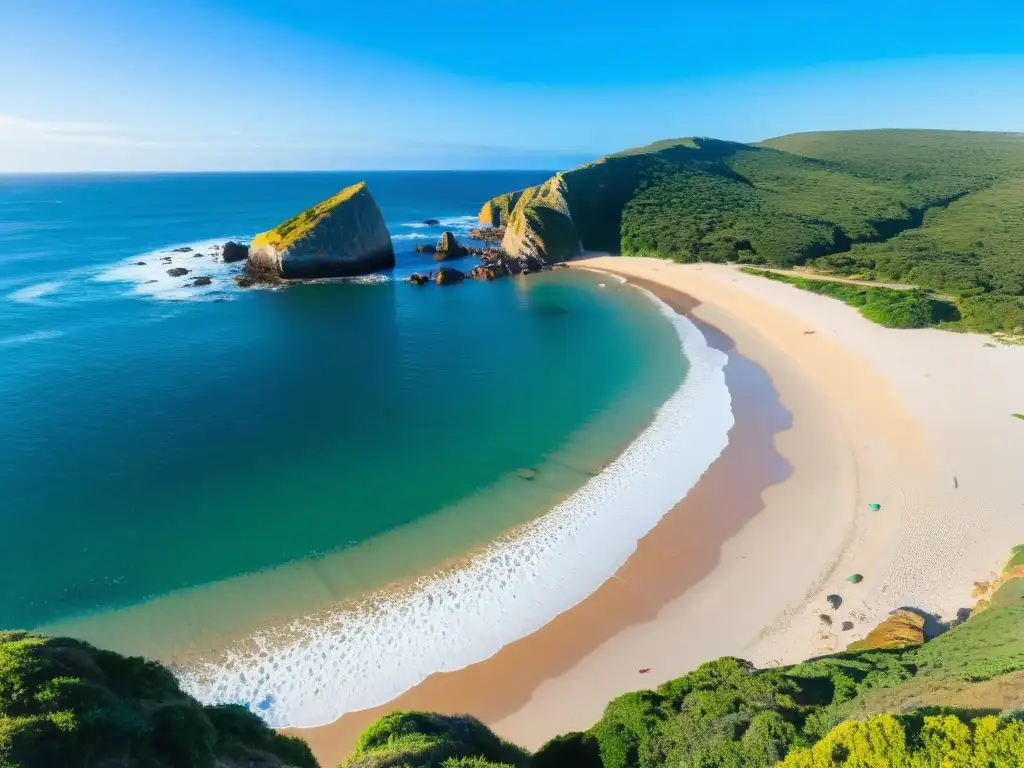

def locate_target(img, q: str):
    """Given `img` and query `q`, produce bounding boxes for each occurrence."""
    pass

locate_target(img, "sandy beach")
[288,257,1024,765]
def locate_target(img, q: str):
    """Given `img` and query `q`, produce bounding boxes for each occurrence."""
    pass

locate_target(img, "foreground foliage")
[0,631,316,768]
[739,269,959,329]
[779,713,1024,767]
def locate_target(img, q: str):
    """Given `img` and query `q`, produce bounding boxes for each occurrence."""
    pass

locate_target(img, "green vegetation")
[740,268,958,329]
[485,130,1024,332]
[253,181,367,250]
[479,190,526,227]
[1013,414,1024,421]
[342,711,528,768]
[0,631,316,768]
[503,175,580,261]
[778,713,1024,767]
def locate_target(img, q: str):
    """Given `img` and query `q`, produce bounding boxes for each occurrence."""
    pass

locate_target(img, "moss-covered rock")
[477,190,525,227]
[248,182,394,279]
[500,175,581,263]
[846,609,926,651]
[0,631,317,768]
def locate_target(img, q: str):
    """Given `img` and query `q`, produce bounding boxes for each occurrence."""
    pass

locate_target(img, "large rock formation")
[500,174,582,264]
[248,182,394,279]
[477,189,526,227]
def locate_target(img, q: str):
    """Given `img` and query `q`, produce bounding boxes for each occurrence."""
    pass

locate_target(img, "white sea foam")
[399,215,478,231]
[7,281,63,304]
[390,232,436,241]
[94,238,241,301]
[0,330,63,346]
[175,287,734,728]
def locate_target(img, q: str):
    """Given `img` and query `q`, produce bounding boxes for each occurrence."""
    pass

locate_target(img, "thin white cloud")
[0,115,116,137]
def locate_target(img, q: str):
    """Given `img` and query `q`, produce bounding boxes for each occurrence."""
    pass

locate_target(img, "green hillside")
[488,130,1024,333]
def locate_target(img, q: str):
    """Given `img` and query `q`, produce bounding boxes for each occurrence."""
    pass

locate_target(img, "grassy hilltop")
[5,548,1024,767]
[489,130,1024,333]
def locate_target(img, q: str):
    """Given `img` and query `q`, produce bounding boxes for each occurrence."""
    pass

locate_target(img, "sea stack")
[247,182,394,279]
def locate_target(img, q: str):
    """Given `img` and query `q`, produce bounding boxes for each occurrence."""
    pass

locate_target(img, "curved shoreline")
[284,270,799,763]
[173,280,733,728]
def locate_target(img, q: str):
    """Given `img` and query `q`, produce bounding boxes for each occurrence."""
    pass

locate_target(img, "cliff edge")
[500,174,581,263]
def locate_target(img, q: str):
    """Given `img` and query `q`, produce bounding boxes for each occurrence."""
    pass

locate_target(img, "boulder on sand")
[222,241,249,263]
[847,609,926,651]
[247,182,394,279]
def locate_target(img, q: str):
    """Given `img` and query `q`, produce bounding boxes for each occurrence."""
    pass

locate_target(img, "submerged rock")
[408,273,430,285]
[247,182,394,279]
[222,241,249,263]
[416,243,437,253]
[188,276,213,287]
[172,246,193,253]
[423,218,440,226]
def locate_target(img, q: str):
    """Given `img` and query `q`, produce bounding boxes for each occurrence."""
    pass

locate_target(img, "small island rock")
[247,182,394,279]
[435,267,465,285]
[434,231,468,260]
[167,267,190,277]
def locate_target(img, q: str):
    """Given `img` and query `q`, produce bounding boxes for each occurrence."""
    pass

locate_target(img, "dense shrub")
[344,711,529,768]
[0,631,317,768]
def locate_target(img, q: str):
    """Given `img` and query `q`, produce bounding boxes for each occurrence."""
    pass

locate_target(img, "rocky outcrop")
[478,189,525,227]
[847,610,926,651]
[408,273,430,285]
[247,182,394,279]
[167,267,190,277]
[222,241,249,263]
[500,174,581,264]
[468,226,504,243]
[468,250,543,280]
[435,267,465,285]
[435,231,468,260]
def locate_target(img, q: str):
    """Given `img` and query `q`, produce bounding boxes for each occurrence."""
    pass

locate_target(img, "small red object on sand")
[638,668,651,674]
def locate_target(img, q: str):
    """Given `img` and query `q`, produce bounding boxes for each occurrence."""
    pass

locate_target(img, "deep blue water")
[0,172,686,647]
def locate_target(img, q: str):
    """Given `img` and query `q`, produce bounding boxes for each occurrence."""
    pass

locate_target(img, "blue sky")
[1,0,1022,171]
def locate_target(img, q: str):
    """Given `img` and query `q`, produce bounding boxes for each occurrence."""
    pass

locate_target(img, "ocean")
[0,171,732,727]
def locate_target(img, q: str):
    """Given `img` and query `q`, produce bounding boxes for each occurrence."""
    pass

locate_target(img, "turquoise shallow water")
[0,173,687,659]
